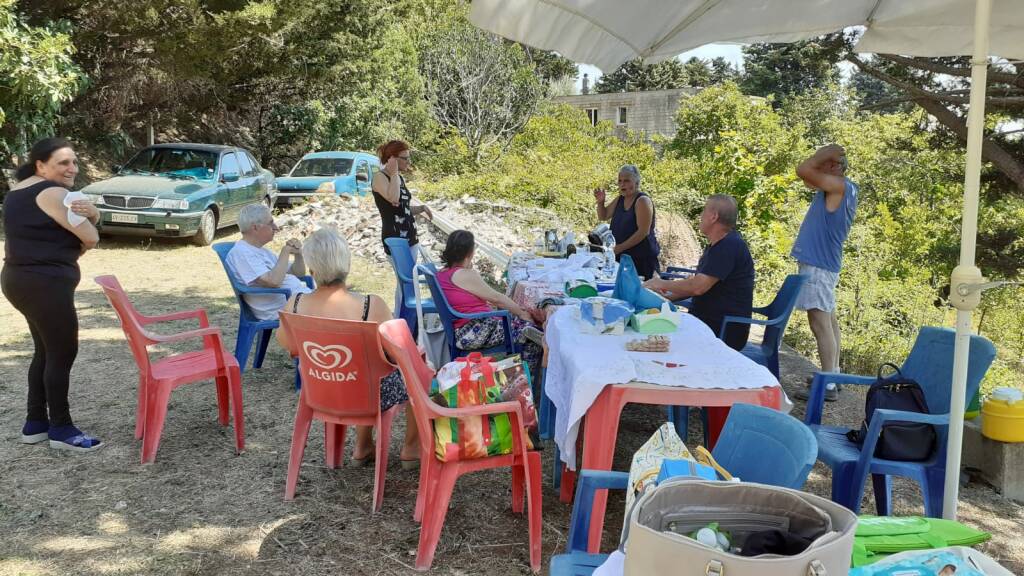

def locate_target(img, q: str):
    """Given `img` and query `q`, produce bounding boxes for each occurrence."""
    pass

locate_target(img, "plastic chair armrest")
[718,314,787,339]
[453,308,511,321]
[673,297,693,309]
[659,272,689,280]
[235,283,292,296]
[567,471,630,552]
[803,372,878,425]
[147,326,223,345]
[139,308,210,327]
[666,266,696,274]
[752,304,771,316]
[870,408,950,428]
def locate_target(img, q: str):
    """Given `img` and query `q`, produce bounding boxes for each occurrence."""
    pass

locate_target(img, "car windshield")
[289,157,353,178]
[121,148,219,181]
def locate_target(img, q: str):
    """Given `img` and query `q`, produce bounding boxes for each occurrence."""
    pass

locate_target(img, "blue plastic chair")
[416,264,518,360]
[211,242,313,379]
[719,273,807,379]
[667,274,807,441]
[384,238,437,338]
[712,403,818,488]
[804,326,996,517]
[550,404,817,574]
[550,470,627,575]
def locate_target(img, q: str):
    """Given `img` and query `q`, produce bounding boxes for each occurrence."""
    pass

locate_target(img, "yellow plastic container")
[981,388,1024,443]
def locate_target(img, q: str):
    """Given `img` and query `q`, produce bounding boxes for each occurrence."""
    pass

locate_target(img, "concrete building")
[553,87,703,139]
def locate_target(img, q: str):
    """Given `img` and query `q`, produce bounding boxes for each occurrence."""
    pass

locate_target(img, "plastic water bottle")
[603,246,616,277]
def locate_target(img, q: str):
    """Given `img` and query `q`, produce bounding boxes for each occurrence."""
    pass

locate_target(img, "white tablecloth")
[507,252,617,286]
[544,305,780,469]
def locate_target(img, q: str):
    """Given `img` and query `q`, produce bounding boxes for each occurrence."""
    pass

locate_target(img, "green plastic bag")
[852,515,991,567]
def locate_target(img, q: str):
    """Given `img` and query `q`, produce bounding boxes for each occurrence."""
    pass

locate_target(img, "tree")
[846,53,1024,194]
[520,46,577,85]
[709,56,739,84]
[740,35,846,103]
[0,0,83,173]
[682,57,713,87]
[595,58,689,93]
[418,17,543,163]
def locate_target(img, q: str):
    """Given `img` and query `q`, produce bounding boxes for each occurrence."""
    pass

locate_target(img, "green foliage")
[0,0,84,163]
[740,35,845,104]
[417,13,543,164]
[595,56,737,94]
[595,58,689,93]
[669,83,805,226]
[421,103,682,226]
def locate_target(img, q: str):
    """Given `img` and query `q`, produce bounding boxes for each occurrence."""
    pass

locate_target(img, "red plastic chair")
[378,319,541,572]
[279,312,403,513]
[94,275,243,463]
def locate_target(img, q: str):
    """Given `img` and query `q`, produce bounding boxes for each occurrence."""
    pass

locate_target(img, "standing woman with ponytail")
[371,139,432,257]
[2,138,104,451]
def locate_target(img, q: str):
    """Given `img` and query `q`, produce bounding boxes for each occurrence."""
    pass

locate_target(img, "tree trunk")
[848,55,1024,192]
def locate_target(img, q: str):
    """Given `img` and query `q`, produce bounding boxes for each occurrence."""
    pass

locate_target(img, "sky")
[575,43,745,92]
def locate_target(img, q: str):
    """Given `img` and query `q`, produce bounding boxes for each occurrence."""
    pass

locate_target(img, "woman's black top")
[2,180,82,281]
[610,192,661,279]
[373,172,417,254]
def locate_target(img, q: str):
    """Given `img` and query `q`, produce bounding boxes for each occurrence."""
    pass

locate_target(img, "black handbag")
[846,363,937,462]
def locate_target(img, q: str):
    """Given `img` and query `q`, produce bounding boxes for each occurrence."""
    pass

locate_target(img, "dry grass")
[1,226,1021,575]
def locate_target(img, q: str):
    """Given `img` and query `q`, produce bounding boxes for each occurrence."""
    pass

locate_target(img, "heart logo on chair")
[302,342,353,370]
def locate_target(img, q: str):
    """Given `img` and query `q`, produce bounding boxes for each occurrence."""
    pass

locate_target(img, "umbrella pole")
[944,0,992,521]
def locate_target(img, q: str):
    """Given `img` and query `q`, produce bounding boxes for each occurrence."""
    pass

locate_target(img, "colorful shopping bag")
[491,355,538,431]
[432,352,532,461]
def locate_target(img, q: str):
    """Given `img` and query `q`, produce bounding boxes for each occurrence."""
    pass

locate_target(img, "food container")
[630,303,684,334]
[981,387,1024,442]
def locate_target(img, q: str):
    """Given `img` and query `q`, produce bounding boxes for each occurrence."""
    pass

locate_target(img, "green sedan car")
[82,143,277,245]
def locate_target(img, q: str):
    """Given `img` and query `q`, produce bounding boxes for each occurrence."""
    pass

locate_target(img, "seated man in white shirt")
[226,204,312,320]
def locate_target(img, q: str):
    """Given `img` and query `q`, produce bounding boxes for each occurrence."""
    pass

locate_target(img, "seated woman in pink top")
[437,230,543,375]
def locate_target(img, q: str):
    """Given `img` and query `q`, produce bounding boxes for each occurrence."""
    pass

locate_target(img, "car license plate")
[110,213,138,224]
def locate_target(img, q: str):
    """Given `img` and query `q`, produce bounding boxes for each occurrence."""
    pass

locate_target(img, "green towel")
[852,515,991,567]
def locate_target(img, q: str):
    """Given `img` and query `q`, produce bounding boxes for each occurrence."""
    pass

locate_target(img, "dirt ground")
[1,225,1022,575]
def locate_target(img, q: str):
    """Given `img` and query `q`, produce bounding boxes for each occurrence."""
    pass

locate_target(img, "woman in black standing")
[594,164,661,279]
[2,137,103,451]
[371,139,432,256]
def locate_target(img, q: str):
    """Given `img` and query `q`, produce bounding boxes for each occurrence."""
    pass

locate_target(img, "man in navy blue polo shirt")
[791,144,858,402]
[645,195,754,351]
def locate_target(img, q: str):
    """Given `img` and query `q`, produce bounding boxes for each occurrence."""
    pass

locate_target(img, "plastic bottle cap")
[696,528,718,548]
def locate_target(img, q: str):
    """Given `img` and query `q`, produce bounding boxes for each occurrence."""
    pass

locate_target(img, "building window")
[617,107,627,125]
[586,108,598,126]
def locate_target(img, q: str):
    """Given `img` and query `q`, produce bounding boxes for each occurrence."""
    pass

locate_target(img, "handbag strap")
[877,362,903,379]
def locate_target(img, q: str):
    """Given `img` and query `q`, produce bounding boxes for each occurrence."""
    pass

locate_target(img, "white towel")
[62,191,87,226]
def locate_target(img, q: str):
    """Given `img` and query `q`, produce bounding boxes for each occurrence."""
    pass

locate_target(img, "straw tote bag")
[623,480,858,576]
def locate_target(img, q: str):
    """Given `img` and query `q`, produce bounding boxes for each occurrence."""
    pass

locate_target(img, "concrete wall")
[553,88,702,139]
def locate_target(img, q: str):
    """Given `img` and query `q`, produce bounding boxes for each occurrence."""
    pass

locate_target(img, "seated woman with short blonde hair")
[277,227,418,466]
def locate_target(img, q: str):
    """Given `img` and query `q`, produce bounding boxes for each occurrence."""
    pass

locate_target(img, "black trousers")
[1,266,80,426]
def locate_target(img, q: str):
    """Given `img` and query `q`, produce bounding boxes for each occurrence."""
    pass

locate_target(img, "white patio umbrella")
[470,0,1024,520]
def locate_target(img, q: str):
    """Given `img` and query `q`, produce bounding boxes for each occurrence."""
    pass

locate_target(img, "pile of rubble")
[274,193,702,277]
[274,193,574,268]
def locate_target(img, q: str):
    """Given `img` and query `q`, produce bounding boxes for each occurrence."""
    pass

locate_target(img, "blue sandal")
[48,426,104,452]
[21,420,49,444]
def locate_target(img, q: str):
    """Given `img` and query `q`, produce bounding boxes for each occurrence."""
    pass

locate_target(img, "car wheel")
[192,209,217,246]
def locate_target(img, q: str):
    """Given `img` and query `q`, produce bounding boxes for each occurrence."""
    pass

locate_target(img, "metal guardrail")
[414,199,511,270]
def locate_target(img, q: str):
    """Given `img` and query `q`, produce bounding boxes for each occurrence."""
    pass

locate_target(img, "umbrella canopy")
[469,0,1023,72]
[471,0,1020,520]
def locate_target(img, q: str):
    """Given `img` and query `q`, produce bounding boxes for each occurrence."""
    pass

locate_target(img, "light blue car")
[275,151,380,206]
